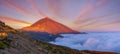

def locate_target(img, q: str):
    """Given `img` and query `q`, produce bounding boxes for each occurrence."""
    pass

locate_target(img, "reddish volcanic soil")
[21,17,79,35]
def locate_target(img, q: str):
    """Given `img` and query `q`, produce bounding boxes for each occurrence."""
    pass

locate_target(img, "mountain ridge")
[21,17,79,35]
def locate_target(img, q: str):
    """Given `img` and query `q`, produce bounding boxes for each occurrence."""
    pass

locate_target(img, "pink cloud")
[27,0,46,17]
[0,16,31,25]
[75,0,106,23]
[3,0,36,18]
[45,0,61,18]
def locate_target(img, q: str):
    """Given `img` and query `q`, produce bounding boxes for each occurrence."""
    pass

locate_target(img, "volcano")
[21,17,79,35]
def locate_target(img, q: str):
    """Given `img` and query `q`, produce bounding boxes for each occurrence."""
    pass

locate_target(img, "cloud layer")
[50,32,120,53]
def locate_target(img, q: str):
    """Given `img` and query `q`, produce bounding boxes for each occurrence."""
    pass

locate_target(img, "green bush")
[0,41,9,49]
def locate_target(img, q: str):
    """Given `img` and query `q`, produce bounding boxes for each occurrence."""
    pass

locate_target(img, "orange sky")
[0,16,32,29]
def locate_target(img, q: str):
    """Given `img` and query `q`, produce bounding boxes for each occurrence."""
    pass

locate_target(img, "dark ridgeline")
[0,20,5,27]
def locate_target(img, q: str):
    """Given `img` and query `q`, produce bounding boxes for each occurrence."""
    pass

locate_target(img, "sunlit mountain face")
[0,0,120,32]
[21,17,79,35]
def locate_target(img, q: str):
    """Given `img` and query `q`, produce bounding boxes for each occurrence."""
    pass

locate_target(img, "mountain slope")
[0,21,44,54]
[22,17,79,35]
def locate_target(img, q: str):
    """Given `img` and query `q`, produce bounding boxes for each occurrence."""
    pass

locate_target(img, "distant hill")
[21,17,79,35]
[0,21,117,54]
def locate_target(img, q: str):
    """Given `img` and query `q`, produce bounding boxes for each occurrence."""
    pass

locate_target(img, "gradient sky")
[0,0,120,32]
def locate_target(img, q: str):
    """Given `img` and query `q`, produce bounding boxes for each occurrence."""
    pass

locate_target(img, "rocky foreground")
[0,21,117,54]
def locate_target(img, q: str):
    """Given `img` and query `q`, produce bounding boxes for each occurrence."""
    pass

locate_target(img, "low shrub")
[0,41,9,49]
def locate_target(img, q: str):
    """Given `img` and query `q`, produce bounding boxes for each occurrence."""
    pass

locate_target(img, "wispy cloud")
[2,0,36,18]
[77,10,120,28]
[75,0,106,23]
[27,0,46,17]
[45,0,61,18]
[0,16,31,25]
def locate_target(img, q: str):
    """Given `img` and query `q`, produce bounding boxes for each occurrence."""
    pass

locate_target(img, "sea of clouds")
[50,32,120,53]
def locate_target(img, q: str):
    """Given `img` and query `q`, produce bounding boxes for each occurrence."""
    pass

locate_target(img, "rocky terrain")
[0,21,117,54]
